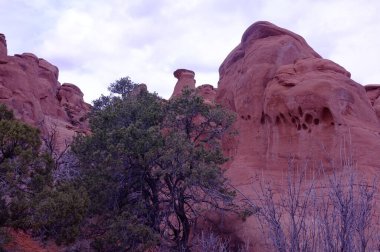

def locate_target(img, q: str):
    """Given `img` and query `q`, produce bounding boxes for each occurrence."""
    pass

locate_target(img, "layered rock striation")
[0,33,90,146]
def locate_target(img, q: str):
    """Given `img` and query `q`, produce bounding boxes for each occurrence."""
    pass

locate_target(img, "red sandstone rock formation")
[196,84,217,104]
[171,22,380,249]
[215,21,380,180]
[0,33,90,147]
[171,69,196,98]
[216,21,380,250]
[0,34,7,62]
[171,69,217,104]
[3,20,380,250]
[365,84,380,119]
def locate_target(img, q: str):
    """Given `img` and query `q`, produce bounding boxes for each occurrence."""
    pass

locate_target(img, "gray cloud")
[1,0,380,102]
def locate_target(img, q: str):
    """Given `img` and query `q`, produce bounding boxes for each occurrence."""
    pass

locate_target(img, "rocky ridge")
[0,33,90,147]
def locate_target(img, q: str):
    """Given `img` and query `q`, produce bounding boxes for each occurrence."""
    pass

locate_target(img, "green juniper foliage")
[0,104,88,246]
[72,77,237,251]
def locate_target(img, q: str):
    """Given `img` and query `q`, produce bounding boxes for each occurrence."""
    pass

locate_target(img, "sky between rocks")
[1,0,380,103]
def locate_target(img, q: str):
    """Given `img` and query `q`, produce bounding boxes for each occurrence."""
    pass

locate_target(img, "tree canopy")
[0,104,88,248]
[72,77,237,251]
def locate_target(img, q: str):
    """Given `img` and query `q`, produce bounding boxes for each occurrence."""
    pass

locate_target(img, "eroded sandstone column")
[171,69,196,98]
[0,34,7,61]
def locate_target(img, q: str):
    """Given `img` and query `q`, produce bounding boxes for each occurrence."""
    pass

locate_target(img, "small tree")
[159,89,236,250]
[0,104,88,246]
[72,78,237,251]
[0,104,46,201]
[0,104,49,246]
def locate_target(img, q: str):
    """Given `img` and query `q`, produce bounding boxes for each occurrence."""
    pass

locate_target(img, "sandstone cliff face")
[171,22,380,249]
[196,84,216,104]
[365,84,380,120]
[171,22,380,180]
[216,22,380,249]
[0,34,90,146]
[214,21,380,183]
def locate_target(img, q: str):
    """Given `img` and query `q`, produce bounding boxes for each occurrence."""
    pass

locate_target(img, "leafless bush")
[51,151,81,183]
[193,231,230,252]
[41,124,81,183]
[251,156,378,252]
[192,230,249,252]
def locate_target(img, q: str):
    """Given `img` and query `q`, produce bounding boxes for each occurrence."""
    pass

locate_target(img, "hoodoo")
[0,34,7,63]
[171,68,196,98]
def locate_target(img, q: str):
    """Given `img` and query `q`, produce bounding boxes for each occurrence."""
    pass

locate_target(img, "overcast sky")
[1,0,380,103]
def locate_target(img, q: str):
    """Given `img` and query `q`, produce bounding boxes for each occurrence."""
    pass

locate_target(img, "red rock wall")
[365,84,380,120]
[0,34,90,147]
[171,22,380,249]
[214,22,380,249]
[215,21,380,180]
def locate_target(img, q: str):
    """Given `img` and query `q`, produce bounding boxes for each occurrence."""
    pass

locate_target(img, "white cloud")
[1,0,380,102]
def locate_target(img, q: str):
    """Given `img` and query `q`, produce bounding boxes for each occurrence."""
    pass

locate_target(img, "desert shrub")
[28,183,89,245]
[192,229,250,252]
[0,104,88,245]
[252,156,378,252]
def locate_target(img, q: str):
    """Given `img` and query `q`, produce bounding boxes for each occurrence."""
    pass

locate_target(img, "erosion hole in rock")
[305,113,313,124]
[275,116,281,125]
[298,106,303,117]
[260,112,265,124]
[291,118,296,124]
[279,113,287,123]
[284,83,296,87]
[297,124,301,131]
[302,123,307,130]
[321,107,333,122]
[240,115,245,120]
[313,118,320,125]
[247,115,251,120]
[266,115,272,124]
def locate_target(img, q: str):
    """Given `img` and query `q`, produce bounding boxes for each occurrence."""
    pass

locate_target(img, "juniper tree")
[72,77,237,251]
[0,104,88,246]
